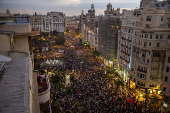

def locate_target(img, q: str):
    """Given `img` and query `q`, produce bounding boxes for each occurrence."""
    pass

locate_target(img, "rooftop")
[0,57,29,113]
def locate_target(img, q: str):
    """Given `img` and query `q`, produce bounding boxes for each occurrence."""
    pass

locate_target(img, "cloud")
[0,0,141,16]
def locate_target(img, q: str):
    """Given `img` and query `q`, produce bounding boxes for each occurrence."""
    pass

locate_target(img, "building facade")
[98,3,121,66]
[30,14,42,31]
[50,12,65,35]
[30,12,65,35]
[161,34,170,112]
[81,4,99,51]
[0,14,40,113]
[117,6,170,100]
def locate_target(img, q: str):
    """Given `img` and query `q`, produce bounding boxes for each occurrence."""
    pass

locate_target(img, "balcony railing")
[149,84,157,87]
[137,82,145,87]
[137,68,147,73]
[150,76,158,80]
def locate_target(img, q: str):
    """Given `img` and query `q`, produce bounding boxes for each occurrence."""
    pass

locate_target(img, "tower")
[107,3,112,12]
[90,4,95,25]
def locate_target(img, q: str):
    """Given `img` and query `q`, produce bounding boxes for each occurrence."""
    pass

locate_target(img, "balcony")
[137,82,145,87]
[150,76,159,80]
[137,68,147,73]
[38,74,50,103]
[149,84,157,87]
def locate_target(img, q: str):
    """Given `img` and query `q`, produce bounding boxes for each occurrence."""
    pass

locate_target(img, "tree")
[50,73,64,84]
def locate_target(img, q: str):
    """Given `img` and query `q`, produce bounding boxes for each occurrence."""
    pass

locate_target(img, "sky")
[0,0,142,16]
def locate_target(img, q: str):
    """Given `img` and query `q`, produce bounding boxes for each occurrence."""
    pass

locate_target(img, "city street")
[49,32,147,113]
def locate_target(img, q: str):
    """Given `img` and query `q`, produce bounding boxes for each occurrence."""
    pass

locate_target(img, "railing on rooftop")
[0,17,30,24]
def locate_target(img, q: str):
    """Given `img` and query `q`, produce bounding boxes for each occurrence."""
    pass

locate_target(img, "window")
[161,16,163,21]
[160,34,163,39]
[148,51,150,55]
[150,34,152,39]
[156,34,159,39]
[146,24,150,28]
[145,34,148,38]
[153,52,160,57]
[153,60,159,63]
[157,43,160,47]
[147,59,149,63]
[149,42,151,46]
[168,57,170,63]
[146,16,152,21]
[163,86,166,91]
[165,76,168,82]
[151,67,157,70]
[144,42,147,46]
[167,67,169,72]
[167,35,170,39]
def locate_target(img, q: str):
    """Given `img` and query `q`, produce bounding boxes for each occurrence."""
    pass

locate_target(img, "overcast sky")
[0,0,142,16]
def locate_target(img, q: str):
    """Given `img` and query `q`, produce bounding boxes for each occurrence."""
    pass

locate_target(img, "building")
[117,6,170,101]
[117,9,140,83]
[98,3,121,67]
[66,20,79,28]
[41,14,53,33]
[30,13,42,31]
[50,12,65,35]
[30,11,66,36]
[161,34,170,112]
[140,0,157,10]
[81,4,99,51]
[0,13,51,113]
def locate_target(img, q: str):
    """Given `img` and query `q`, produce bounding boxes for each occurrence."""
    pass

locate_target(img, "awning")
[127,99,136,104]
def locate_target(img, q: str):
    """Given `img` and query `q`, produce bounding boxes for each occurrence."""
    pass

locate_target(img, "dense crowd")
[49,37,151,113]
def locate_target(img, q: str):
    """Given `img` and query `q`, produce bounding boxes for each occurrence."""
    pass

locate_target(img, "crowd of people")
[33,34,161,113]
[49,37,150,113]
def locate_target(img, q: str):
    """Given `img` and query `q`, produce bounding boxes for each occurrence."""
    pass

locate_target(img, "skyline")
[0,0,142,16]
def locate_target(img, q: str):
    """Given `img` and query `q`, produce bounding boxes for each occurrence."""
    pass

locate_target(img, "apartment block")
[30,14,42,31]
[30,11,66,35]
[98,3,121,66]
[161,32,170,112]
[117,6,170,99]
